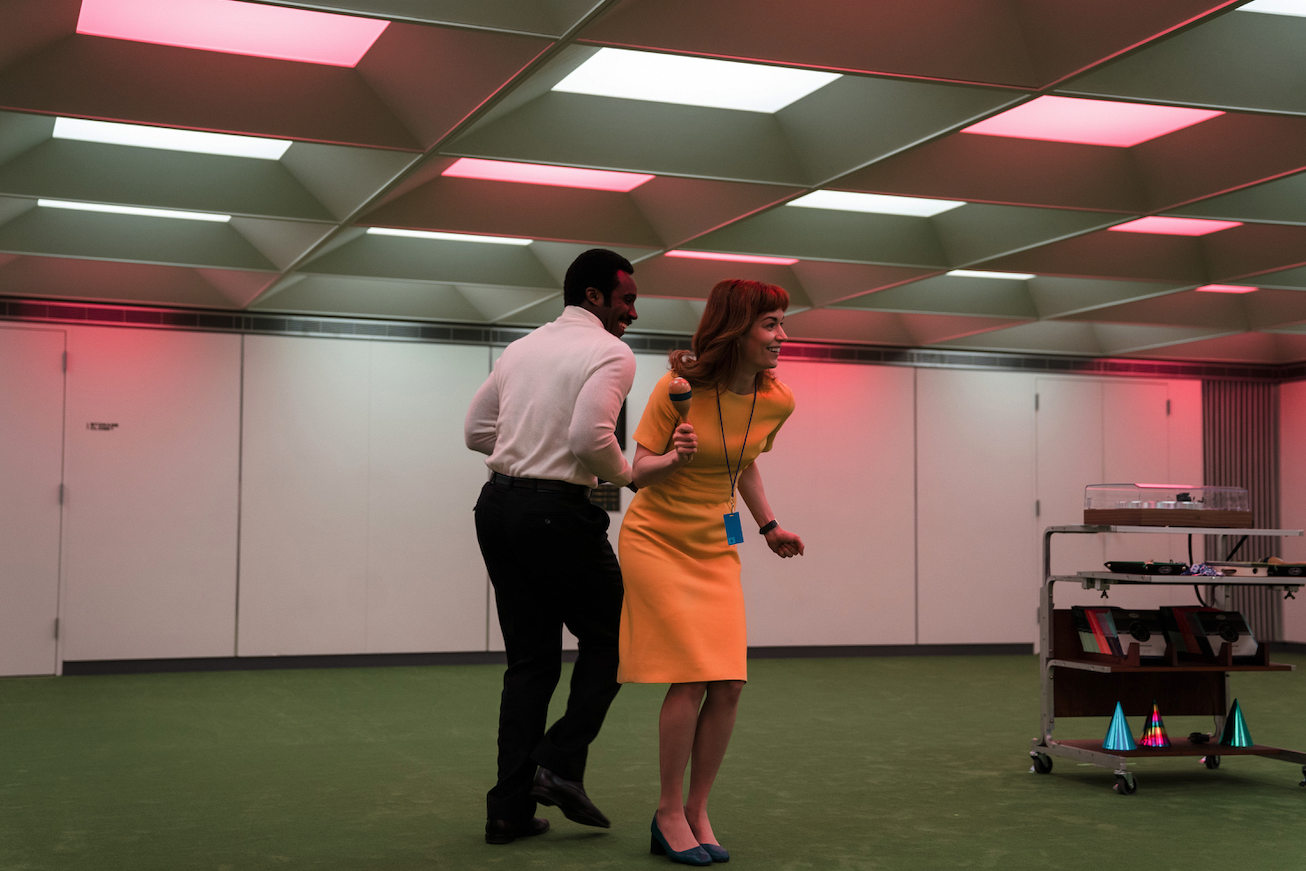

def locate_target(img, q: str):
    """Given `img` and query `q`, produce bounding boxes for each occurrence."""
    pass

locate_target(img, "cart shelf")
[1032,524,1306,795]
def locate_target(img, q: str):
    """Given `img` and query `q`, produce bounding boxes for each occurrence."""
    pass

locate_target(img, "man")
[464,248,639,845]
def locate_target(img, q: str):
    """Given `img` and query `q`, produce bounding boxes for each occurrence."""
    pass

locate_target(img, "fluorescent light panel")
[665,250,798,266]
[962,96,1223,147]
[1196,284,1258,294]
[441,158,654,192]
[76,0,389,67]
[553,48,839,114]
[38,198,231,222]
[946,270,1036,280]
[53,117,291,159]
[1108,217,1242,236]
[787,191,966,217]
[366,227,533,246]
[1240,0,1306,16]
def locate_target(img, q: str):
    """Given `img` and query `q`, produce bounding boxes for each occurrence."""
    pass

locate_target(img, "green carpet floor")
[2,654,1304,870]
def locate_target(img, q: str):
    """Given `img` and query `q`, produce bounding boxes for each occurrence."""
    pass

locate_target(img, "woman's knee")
[666,682,708,704]
[706,680,744,704]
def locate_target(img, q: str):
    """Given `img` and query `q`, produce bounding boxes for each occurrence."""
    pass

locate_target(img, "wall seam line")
[234,334,245,658]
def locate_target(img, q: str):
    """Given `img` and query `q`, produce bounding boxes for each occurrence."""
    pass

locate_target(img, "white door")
[0,326,66,675]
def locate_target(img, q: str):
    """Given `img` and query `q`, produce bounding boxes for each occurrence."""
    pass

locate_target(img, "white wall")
[916,368,1039,645]
[1280,380,1306,643]
[238,335,490,656]
[60,325,242,662]
[0,326,65,676]
[2,319,1224,666]
[738,360,916,646]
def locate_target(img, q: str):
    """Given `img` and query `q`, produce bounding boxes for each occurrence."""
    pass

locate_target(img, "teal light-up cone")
[1219,699,1254,748]
[1103,701,1137,751]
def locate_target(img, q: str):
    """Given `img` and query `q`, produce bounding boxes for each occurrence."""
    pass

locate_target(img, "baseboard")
[747,643,1034,659]
[62,643,1034,676]
[1267,641,1306,655]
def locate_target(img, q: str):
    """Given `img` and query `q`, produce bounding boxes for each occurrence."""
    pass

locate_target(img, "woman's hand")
[764,527,804,558]
[630,425,697,490]
[670,423,697,465]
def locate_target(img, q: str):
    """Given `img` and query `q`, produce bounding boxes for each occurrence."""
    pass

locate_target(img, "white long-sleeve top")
[464,306,635,488]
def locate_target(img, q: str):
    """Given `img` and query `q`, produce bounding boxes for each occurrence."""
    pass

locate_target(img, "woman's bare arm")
[630,424,698,490]
[737,461,804,558]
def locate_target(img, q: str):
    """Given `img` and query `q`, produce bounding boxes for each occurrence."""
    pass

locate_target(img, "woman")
[620,279,805,865]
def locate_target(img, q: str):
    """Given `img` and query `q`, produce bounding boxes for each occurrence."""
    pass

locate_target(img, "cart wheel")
[1203,755,1220,770]
[1030,753,1053,774]
[1300,766,1306,788]
[1114,773,1137,795]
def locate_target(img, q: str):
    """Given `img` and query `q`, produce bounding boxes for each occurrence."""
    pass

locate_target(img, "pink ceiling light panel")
[961,96,1223,147]
[442,158,654,192]
[666,250,798,266]
[1196,284,1258,293]
[1108,217,1242,236]
[76,0,389,67]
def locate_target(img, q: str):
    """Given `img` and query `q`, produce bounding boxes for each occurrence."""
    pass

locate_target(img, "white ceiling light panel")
[366,228,533,246]
[52,118,292,159]
[787,190,967,217]
[946,269,1036,280]
[37,198,231,222]
[1238,0,1306,16]
[552,48,840,113]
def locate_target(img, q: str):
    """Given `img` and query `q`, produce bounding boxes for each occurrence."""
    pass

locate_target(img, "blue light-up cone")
[1219,699,1254,748]
[1103,701,1137,752]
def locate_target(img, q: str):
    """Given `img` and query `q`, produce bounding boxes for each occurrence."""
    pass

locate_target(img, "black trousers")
[474,480,624,822]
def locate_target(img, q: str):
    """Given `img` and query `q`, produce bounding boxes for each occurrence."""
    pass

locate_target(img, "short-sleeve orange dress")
[617,371,795,684]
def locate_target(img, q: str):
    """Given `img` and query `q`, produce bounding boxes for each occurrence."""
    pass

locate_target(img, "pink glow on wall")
[1196,284,1258,294]
[961,96,1223,147]
[665,250,799,266]
[442,158,654,192]
[76,0,390,67]
[1107,217,1242,236]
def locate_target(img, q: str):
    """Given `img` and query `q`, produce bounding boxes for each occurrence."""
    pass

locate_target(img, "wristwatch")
[758,520,778,535]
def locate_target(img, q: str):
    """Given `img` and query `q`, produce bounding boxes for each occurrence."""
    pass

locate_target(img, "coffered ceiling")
[2,0,1306,362]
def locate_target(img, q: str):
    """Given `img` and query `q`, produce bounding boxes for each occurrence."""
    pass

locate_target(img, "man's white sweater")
[464,306,636,488]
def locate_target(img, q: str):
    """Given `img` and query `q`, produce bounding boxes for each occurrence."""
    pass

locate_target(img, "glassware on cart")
[1083,483,1252,528]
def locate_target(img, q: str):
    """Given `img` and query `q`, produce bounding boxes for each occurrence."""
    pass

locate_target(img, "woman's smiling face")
[739,308,787,374]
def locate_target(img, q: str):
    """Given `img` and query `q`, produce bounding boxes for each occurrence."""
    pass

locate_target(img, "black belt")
[489,471,591,498]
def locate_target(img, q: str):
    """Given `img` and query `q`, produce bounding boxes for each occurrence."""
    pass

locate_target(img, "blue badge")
[723,511,744,545]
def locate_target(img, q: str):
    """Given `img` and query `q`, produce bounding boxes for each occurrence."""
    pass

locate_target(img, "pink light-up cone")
[1139,702,1170,749]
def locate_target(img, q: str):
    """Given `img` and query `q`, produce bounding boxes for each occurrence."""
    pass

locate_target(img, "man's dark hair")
[563,248,634,307]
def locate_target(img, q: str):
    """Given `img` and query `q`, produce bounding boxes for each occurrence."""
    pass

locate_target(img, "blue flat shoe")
[650,816,712,866]
[700,843,729,863]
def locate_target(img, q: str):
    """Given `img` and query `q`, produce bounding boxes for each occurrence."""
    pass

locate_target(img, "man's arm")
[569,348,636,486]
[464,373,499,455]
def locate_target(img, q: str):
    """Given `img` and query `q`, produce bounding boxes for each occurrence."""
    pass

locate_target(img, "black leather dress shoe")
[485,817,549,845]
[529,767,611,828]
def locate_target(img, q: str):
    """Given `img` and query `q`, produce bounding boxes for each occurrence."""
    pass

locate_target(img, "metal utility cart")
[1031,524,1306,794]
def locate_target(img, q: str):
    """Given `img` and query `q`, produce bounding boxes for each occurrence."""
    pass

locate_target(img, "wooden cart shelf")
[1031,524,1306,795]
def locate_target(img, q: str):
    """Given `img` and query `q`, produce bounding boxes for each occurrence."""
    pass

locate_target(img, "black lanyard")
[716,378,758,511]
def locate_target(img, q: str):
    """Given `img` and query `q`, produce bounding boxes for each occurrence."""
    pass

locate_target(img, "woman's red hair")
[669,279,789,390]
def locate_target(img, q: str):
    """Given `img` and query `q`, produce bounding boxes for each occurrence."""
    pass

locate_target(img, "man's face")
[586,270,638,338]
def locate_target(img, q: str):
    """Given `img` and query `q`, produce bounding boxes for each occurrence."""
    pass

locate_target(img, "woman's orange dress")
[617,372,795,684]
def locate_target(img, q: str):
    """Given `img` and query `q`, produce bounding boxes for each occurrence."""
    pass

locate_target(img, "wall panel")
[0,326,65,675]
[738,359,917,647]
[238,335,371,656]
[61,325,241,661]
[917,368,1038,645]
[1279,380,1306,643]
[366,341,492,653]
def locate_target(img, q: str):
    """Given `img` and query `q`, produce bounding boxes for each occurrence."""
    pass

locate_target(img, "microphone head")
[669,377,692,419]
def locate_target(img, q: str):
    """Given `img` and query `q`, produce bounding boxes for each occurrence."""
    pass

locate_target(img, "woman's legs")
[656,680,744,850]
[684,680,744,846]
[656,682,706,851]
